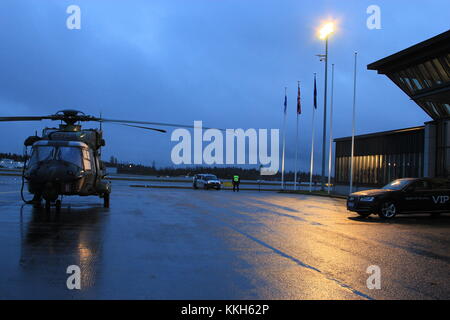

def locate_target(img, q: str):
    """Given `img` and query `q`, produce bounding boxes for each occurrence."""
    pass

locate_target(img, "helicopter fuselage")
[24,125,111,206]
[1,109,172,209]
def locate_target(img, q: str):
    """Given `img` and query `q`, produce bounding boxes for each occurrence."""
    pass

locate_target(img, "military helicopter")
[0,109,192,211]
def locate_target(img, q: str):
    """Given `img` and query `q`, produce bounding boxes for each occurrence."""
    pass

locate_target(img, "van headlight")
[360,197,375,202]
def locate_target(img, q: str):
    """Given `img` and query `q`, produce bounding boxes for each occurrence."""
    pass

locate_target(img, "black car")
[347,178,450,219]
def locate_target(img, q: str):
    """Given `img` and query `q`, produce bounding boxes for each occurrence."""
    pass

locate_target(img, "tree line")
[0,153,27,162]
[1,152,323,182]
[108,162,322,182]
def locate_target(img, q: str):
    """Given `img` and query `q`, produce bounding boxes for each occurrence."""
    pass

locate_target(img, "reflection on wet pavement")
[1,176,449,299]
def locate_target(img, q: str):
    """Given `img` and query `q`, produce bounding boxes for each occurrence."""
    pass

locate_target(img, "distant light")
[319,22,335,39]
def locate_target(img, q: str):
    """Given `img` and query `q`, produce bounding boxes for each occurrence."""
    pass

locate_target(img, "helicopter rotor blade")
[0,116,54,122]
[97,118,224,131]
[117,123,167,133]
[0,113,224,132]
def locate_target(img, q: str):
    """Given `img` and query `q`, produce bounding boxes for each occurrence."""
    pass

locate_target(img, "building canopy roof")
[368,29,450,120]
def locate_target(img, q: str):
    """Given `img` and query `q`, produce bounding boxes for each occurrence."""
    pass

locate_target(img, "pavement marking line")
[206,212,374,300]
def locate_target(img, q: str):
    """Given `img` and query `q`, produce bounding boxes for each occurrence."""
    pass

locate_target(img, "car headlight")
[360,196,375,202]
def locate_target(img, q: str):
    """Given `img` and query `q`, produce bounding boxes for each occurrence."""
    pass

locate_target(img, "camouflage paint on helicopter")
[0,109,203,212]
[24,125,111,210]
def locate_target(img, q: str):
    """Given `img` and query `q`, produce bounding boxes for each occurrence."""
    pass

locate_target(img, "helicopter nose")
[28,161,83,183]
[50,164,82,181]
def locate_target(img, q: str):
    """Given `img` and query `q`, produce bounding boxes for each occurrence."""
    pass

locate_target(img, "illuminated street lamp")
[317,21,334,191]
[319,22,334,40]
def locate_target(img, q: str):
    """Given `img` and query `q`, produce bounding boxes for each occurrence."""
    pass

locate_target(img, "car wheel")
[379,201,397,219]
[193,182,198,189]
[356,212,371,218]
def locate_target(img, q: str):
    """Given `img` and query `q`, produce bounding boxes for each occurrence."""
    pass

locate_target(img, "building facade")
[367,29,450,179]
[335,127,424,187]
[334,30,450,192]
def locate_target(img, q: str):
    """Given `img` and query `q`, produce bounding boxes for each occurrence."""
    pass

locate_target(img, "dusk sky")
[0,0,449,173]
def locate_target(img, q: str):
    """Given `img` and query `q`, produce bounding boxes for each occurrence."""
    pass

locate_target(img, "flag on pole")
[297,82,301,114]
[281,87,287,190]
[284,92,287,114]
[313,74,318,109]
[294,81,301,190]
[309,74,317,192]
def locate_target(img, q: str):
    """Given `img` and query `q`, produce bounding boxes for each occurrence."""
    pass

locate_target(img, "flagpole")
[281,87,287,190]
[349,53,358,195]
[294,113,299,190]
[294,81,300,191]
[327,64,335,194]
[309,107,315,192]
[309,74,317,192]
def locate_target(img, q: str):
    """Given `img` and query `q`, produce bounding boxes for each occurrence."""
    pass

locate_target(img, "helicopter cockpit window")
[55,147,83,168]
[28,145,90,169]
[29,146,54,165]
[82,149,92,171]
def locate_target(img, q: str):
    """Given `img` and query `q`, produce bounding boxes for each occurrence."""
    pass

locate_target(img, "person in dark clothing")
[232,175,240,192]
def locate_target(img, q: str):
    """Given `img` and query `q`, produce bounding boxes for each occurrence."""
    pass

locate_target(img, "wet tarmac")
[1,175,449,299]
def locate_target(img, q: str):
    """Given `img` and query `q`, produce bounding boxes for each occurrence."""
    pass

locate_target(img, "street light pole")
[327,63,335,194]
[317,21,334,191]
[349,52,358,195]
[320,36,329,191]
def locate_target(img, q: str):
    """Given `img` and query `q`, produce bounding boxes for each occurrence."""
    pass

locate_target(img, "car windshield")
[204,175,217,181]
[382,179,412,190]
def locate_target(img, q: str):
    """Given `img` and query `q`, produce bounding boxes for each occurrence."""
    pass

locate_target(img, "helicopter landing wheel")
[32,200,42,209]
[45,200,51,212]
[103,193,110,208]
[55,200,61,213]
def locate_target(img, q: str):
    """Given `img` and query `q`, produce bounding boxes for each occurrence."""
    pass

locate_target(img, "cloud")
[0,0,445,170]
